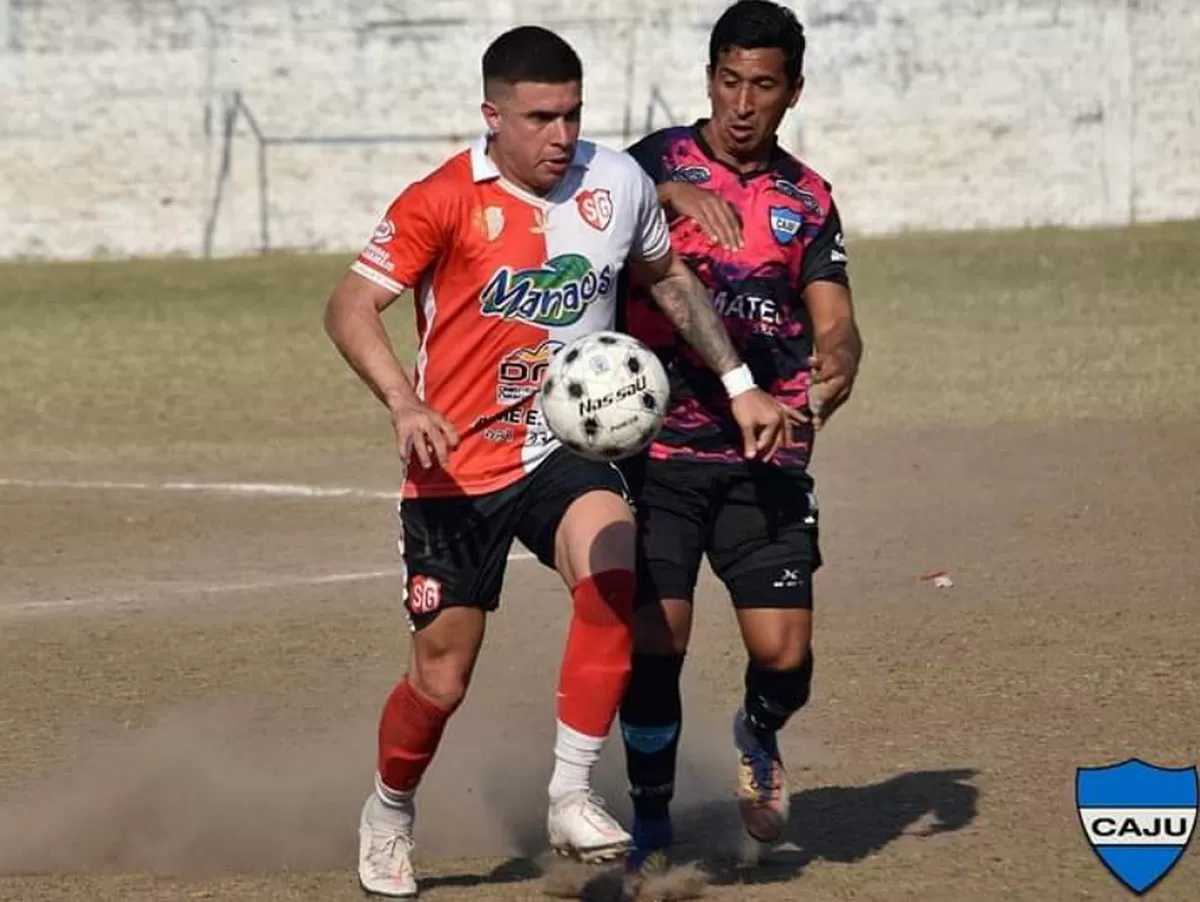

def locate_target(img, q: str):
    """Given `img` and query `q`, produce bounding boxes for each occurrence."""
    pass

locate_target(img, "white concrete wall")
[1,0,1197,260]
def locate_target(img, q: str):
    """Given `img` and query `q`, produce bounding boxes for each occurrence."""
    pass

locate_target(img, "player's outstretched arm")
[631,250,801,460]
[324,271,459,468]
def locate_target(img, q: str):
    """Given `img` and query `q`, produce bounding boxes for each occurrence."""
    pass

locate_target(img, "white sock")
[374,772,416,832]
[548,719,604,801]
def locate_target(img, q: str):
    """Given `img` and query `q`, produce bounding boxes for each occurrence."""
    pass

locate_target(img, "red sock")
[377,678,458,793]
[557,569,636,738]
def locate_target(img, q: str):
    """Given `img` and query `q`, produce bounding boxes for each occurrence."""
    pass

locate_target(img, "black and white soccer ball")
[539,331,670,462]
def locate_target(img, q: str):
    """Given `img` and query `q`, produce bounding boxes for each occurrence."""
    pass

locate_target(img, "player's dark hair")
[482,25,583,93]
[709,0,807,84]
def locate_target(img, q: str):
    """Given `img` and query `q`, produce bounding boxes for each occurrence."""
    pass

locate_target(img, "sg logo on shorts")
[407,574,442,616]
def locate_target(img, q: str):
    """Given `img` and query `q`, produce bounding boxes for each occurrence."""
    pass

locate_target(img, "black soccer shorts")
[397,446,631,630]
[622,454,822,610]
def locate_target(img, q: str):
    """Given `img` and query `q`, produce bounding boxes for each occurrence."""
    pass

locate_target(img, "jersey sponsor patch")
[496,339,562,403]
[831,230,848,263]
[669,165,712,184]
[360,242,396,273]
[712,290,782,325]
[372,219,396,244]
[772,178,824,216]
[480,253,614,327]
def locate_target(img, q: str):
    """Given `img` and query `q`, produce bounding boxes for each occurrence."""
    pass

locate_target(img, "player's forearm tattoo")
[649,270,741,375]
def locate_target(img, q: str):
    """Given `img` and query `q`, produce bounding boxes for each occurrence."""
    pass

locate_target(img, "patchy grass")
[1,220,1197,462]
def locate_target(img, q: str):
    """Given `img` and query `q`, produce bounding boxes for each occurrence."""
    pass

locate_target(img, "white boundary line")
[10,568,405,614]
[0,477,401,500]
[0,476,537,616]
[7,554,536,616]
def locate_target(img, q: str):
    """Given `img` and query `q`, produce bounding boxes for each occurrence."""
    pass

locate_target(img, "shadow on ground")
[416,767,980,899]
[698,766,981,887]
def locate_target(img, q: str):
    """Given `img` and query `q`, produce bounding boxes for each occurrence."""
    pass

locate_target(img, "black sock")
[743,652,814,746]
[619,652,685,821]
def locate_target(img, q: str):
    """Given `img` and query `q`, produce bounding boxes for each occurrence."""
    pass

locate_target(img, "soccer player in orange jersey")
[323,25,800,898]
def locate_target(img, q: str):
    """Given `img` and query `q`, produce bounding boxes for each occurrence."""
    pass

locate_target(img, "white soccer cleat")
[547,789,633,863]
[358,792,418,898]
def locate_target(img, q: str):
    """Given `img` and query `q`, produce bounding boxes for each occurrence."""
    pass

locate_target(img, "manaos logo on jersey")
[576,189,613,231]
[497,339,563,403]
[480,254,614,327]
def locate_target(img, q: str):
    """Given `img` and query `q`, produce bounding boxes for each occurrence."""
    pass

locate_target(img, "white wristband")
[721,363,756,398]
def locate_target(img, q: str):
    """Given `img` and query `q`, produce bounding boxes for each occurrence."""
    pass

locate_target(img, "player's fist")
[390,401,460,469]
[807,348,858,430]
[662,182,743,250]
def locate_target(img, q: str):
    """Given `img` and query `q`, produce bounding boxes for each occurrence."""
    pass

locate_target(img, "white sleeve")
[629,166,671,263]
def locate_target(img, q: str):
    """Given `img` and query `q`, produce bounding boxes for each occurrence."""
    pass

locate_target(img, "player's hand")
[730,387,805,461]
[390,401,460,469]
[807,348,858,430]
[663,182,743,250]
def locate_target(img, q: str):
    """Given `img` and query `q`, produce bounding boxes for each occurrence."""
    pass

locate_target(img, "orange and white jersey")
[351,137,671,499]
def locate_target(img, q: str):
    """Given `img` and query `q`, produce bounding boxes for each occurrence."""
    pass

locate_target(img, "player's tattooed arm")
[632,250,741,376]
[632,249,801,461]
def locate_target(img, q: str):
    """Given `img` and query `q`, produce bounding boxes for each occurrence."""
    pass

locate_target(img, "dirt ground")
[2,418,1197,901]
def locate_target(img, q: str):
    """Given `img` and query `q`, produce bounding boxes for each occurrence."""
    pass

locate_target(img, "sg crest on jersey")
[576,188,613,231]
[769,206,804,245]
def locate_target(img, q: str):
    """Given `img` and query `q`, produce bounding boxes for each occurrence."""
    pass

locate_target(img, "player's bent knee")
[738,606,812,671]
[752,640,812,677]
[556,489,636,584]
[748,618,816,671]
[409,660,473,710]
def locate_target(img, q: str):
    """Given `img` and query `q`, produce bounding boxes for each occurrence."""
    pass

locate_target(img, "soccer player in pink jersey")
[615,0,866,865]
[324,24,800,898]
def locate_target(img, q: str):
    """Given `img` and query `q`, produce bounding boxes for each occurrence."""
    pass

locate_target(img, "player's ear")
[789,75,805,108]
[704,64,713,99]
[481,99,501,136]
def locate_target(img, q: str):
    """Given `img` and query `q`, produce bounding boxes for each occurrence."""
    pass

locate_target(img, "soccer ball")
[539,331,670,461]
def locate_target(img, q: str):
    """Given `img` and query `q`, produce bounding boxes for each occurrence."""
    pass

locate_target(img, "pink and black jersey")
[619,121,850,473]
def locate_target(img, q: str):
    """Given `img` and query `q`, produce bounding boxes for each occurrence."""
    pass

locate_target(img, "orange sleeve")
[350,179,448,294]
